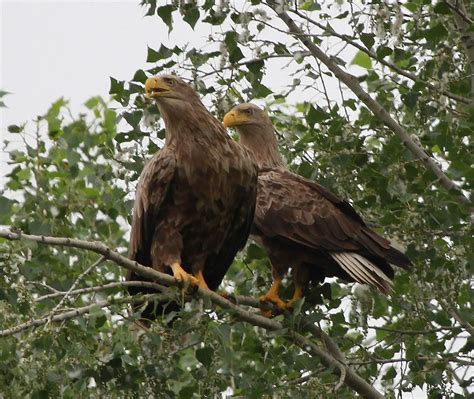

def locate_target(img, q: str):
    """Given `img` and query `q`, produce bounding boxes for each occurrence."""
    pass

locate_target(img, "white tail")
[331,252,393,294]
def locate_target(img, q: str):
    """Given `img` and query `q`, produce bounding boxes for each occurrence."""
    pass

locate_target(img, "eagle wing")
[256,168,410,270]
[128,147,176,267]
[203,165,258,290]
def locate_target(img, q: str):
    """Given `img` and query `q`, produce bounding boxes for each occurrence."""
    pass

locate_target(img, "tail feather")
[385,246,412,269]
[331,252,393,294]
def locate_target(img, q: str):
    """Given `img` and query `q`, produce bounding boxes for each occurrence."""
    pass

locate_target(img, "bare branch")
[449,307,474,337]
[349,355,474,366]
[268,2,470,206]
[0,293,164,337]
[359,324,461,335]
[35,280,169,302]
[49,256,105,315]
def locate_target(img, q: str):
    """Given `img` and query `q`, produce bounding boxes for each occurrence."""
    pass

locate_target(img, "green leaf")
[360,33,375,49]
[147,45,173,62]
[0,90,9,107]
[44,98,66,134]
[157,5,174,31]
[351,51,372,69]
[403,2,419,12]
[424,23,448,42]
[433,2,451,15]
[376,46,393,59]
[16,168,31,181]
[0,196,15,223]
[225,31,245,64]
[7,125,21,133]
[306,104,329,126]
[109,77,124,96]
[253,83,272,98]
[132,69,147,84]
[246,243,267,259]
[84,97,100,109]
[300,1,320,11]
[402,92,419,108]
[183,5,200,29]
[196,347,213,368]
[382,366,397,380]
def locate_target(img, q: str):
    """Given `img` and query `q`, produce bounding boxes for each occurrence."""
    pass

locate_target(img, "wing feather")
[128,148,176,266]
[255,167,410,270]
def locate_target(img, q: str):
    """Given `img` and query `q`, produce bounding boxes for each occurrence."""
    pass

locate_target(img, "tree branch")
[0,229,383,399]
[34,280,170,302]
[49,255,105,315]
[0,293,165,337]
[291,9,472,104]
[268,2,470,206]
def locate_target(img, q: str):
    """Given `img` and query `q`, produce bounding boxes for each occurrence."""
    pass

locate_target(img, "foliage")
[1,0,473,397]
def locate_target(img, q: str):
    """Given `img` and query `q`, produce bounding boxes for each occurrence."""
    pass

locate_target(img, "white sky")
[1,0,177,130]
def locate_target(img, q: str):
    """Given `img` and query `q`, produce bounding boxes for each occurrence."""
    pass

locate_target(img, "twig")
[359,324,460,335]
[449,308,474,337]
[49,256,105,315]
[349,356,474,366]
[0,293,165,337]
[268,2,470,206]
[35,280,169,302]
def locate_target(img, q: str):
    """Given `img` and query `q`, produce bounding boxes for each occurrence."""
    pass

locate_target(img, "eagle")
[223,103,411,309]
[127,76,257,321]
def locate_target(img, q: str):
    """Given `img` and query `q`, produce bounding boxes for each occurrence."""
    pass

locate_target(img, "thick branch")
[269,3,470,205]
[0,229,383,399]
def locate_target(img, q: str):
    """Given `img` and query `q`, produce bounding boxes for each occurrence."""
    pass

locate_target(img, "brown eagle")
[223,103,411,309]
[127,76,257,320]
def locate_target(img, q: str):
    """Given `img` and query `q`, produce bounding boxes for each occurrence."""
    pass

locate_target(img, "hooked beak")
[145,76,172,99]
[223,110,250,128]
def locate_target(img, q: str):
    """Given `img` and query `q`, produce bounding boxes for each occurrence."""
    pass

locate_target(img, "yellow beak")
[145,76,172,98]
[223,111,250,128]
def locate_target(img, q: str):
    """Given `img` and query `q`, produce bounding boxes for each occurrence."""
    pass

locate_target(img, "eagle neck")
[160,102,228,148]
[237,124,285,169]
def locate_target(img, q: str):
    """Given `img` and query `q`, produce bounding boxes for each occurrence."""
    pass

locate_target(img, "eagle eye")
[167,79,175,86]
[245,108,253,115]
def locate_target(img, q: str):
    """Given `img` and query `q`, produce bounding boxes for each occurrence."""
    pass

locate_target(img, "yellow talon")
[259,277,286,310]
[285,286,303,309]
[194,270,210,290]
[170,263,199,286]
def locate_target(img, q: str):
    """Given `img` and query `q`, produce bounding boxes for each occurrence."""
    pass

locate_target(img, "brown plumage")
[127,76,257,321]
[223,103,411,309]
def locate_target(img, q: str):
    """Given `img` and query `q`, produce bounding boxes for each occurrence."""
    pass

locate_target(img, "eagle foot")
[170,263,199,288]
[284,286,303,309]
[194,270,210,290]
[259,292,286,310]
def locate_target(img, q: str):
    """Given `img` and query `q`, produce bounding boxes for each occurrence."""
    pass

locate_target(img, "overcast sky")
[1,0,183,129]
